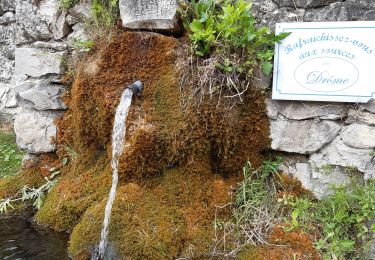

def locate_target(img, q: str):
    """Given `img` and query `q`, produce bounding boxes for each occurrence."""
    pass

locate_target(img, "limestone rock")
[67,23,87,44]
[273,0,336,8]
[17,79,66,110]
[68,2,91,21]
[304,1,375,22]
[15,0,53,41]
[267,99,347,120]
[0,56,14,83]
[0,11,15,24]
[310,137,375,180]
[362,99,375,114]
[288,161,350,199]
[295,162,313,190]
[0,83,11,107]
[1,0,14,12]
[14,111,57,153]
[15,0,70,41]
[265,98,278,119]
[341,124,375,149]
[119,0,180,31]
[31,41,69,51]
[255,7,304,30]
[346,109,375,126]
[51,10,71,40]
[310,166,351,199]
[15,48,65,78]
[270,119,341,154]
[0,23,15,60]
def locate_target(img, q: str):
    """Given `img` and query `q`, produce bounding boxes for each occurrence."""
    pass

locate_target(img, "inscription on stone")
[119,0,179,31]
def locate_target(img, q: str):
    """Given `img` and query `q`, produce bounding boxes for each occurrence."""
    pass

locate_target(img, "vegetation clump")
[286,181,375,259]
[179,0,290,98]
[227,159,375,260]
[0,131,24,178]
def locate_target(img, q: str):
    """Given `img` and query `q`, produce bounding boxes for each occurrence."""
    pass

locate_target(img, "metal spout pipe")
[126,81,143,97]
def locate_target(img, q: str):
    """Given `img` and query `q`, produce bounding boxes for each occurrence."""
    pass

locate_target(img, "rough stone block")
[0,56,14,83]
[1,0,15,12]
[310,166,350,199]
[266,99,347,120]
[273,0,336,9]
[51,10,71,40]
[15,48,65,77]
[14,111,57,153]
[295,162,313,190]
[310,137,375,180]
[15,0,69,41]
[341,124,375,149]
[270,119,341,154]
[362,99,375,114]
[0,11,15,24]
[68,2,91,21]
[119,0,180,31]
[346,109,375,126]
[304,1,375,22]
[17,79,66,110]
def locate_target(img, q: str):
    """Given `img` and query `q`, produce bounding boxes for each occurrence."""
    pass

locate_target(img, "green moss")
[69,162,234,259]
[0,131,25,178]
[35,154,111,231]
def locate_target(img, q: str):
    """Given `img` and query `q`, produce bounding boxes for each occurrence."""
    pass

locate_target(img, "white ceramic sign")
[272,21,375,103]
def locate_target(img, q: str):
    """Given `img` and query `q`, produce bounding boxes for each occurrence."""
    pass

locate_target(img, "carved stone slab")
[119,0,180,31]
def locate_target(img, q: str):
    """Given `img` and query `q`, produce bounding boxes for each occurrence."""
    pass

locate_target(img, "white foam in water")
[94,88,134,260]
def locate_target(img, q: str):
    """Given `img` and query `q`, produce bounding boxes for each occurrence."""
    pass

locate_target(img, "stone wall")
[251,0,375,199]
[0,0,89,153]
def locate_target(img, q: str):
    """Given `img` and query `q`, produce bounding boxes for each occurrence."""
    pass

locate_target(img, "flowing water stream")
[95,82,142,259]
[0,216,69,259]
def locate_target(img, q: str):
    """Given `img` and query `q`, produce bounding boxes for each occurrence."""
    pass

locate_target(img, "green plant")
[212,158,284,256]
[0,169,60,213]
[73,38,94,52]
[91,0,119,28]
[0,132,25,178]
[180,0,290,82]
[59,0,79,10]
[286,181,375,259]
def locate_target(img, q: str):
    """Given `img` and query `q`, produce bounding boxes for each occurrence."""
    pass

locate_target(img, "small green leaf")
[62,157,68,165]
[189,19,204,32]
[339,240,355,248]
[261,61,273,76]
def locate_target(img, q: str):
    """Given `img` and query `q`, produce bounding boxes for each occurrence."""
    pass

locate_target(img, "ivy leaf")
[189,19,204,32]
[261,60,273,76]
[339,240,355,249]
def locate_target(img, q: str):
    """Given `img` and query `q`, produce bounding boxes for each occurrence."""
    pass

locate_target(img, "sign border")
[272,21,375,103]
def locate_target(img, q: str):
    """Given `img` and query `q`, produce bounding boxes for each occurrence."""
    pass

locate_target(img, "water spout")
[93,81,143,260]
[126,80,143,97]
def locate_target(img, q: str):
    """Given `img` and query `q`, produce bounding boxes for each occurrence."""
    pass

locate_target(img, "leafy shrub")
[91,0,119,28]
[179,0,290,96]
[0,132,24,178]
[0,168,60,213]
[287,181,375,259]
[212,158,284,256]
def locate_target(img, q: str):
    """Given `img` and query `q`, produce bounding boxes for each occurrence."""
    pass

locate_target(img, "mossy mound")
[69,159,236,258]
[35,154,111,231]
[36,31,271,259]
[237,226,320,260]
